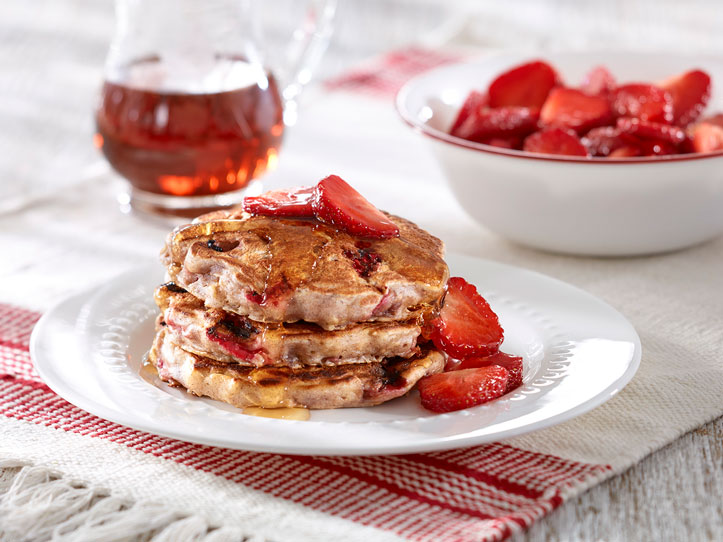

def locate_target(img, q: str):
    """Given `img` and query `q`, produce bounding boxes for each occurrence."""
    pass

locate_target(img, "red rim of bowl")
[395,71,723,165]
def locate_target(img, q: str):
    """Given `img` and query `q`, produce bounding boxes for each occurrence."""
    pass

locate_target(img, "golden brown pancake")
[149,326,445,409]
[160,208,449,330]
[155,283,422,367]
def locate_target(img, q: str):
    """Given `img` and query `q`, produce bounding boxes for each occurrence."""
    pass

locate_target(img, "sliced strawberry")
[457,352,523,392]
[312,175,399,239]
[699,113,723,128]
[660,69,712,126]
[580,65,616,96]
[482,136,524,150]
[449,91,488,134]
[610,84,673,123]
[637,139,677,156]
[417,366,509,413]
[609,145,642,158]
[678,134,696,154]
[243,186,315,217]
[523,128,590,157]
[616,117,687,145]
[540,87,613,133]
[430,277,504,359]
[692,122,723,153]
[450,106,540,142]
[582,126,637,156]
[487,60,559,109]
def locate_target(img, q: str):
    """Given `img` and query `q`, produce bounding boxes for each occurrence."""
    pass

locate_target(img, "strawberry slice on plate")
[487,60,559,109]
[580,65,616,96]
[417,366,509,413]
[430,277,504,359]
[244,186,315,217]
[313,175,400,239]
[616,117,687,145]
[610,84,673,124]
[450,106,540,142]
[540,87,612,133]
[523,128,590,157]
[660,69,712,126]
[457,351,523,392]
[449,90,488,134]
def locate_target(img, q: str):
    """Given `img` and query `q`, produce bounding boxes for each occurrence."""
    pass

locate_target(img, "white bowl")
[396,51,723,256]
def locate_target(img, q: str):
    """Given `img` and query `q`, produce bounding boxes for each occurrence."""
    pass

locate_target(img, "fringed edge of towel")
[0,460,269,542]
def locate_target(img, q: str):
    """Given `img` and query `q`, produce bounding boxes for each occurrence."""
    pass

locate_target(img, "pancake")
[155,283,422,367]
[160,208,449,330]
[149,326,445,409]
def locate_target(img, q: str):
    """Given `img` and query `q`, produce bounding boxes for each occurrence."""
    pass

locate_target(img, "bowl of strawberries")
[396,52,723,255]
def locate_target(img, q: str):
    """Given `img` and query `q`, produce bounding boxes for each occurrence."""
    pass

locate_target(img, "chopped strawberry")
[430,277,504,359]
[580,65,616,96]
[449,91,488,134]
[699,113,723,128]
[450,106,540,142]
[484,137,522,149]
[610,84,673,123]
[417,366,509,413]
[677,134,696,154]
[609,145,642,158]
[540,87,612,133]
[457,352,523,392]
[692,122,723,153]
[660,69,712,126]
[616,117,687,145]
[243,186,315,217]
[487,60,559,109]
[638,139,677,156]
[312,175,399,239]
[523,128,590,157]
[582,126,637,156]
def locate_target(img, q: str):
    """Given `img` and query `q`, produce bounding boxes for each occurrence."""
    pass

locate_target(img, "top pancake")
[161,208,449,329]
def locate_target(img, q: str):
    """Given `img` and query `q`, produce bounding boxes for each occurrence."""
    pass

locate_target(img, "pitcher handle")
[275,0,338,125]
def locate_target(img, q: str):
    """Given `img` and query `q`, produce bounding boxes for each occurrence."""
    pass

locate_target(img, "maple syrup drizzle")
[139,359,159,384]
[242,406,310,420]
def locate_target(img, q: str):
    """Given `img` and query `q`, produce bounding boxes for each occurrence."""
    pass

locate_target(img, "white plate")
[31,254,640,455]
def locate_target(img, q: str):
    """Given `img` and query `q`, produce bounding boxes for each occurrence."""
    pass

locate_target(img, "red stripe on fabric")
[0,338,30,352]
[323,46,464,98]
[404,453,543,500]
[0,374,49,391]
[293,455,499,521]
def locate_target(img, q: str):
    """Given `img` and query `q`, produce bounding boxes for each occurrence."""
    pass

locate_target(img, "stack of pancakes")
[148,207,449,409]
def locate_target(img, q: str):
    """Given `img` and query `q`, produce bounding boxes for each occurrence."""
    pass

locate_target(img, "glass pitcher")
[95,0,337,217]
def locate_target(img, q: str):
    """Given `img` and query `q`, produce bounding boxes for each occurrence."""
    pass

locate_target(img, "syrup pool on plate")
[242,407,310,421]
[95,56,284,199]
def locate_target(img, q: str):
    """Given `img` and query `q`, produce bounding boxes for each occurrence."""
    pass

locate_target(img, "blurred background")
[1,0,721,214]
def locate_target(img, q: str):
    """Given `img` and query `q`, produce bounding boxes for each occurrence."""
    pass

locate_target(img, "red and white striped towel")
[324,47,464,97]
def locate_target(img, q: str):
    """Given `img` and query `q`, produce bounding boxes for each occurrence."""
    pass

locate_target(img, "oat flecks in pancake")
[161,210,448,329]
